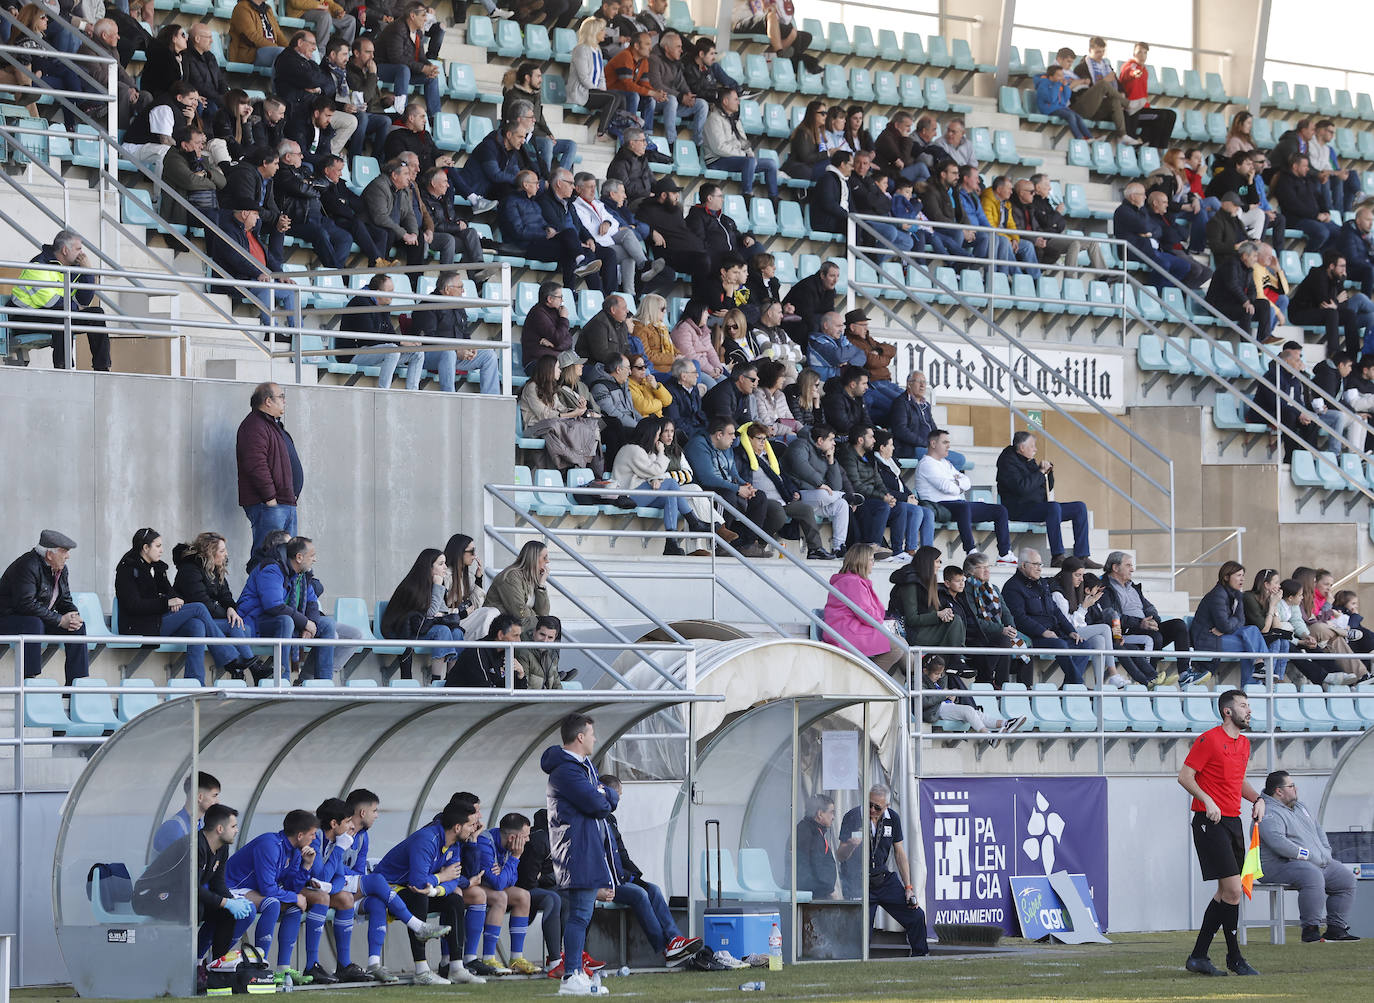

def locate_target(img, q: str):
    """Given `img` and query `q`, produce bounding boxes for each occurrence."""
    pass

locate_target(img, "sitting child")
[919,653,1024,735]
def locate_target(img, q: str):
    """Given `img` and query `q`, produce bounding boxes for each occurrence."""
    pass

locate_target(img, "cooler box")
[703,908,779,956]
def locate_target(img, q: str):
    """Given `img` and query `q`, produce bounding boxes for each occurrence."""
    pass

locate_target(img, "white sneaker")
[558,971,609,996]
[1119,134,1143,146]
[491,7,515,18]
[996,552,1018,565]
[413,970,450,986]
[1108,674,1128,689]
[448,964,487,985]
[416,920,450,941]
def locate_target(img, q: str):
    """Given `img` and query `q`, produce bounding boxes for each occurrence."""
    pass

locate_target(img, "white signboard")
[885,335,1126,414]
[821,730,859,791]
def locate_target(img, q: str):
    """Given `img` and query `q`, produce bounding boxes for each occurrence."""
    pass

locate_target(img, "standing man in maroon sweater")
[1177,688,1266,977]
[236,382,304,553]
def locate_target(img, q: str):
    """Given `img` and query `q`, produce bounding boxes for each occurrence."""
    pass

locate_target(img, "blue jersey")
[309,831,350,893]
[471,830,520,891]
[152,807,201,854]
[339,828,370,876]
[224,831,309,904]
[375,821,468,896]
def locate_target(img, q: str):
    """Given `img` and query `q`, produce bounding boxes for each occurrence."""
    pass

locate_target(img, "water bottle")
[740,981,766,991]
[1111,614,1123,644]
[280,974,293,993]
[617,966,631,977]
[768,922,783,971]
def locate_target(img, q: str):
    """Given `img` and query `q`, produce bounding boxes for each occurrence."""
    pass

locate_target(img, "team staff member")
[795,793,840,899]
[837,784,928,956]
[1177,688,1265,977]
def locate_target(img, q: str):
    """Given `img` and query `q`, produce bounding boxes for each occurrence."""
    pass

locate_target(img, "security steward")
[837,783,928,956]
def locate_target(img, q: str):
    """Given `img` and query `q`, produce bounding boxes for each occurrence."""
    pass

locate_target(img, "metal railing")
[483,480,910,664]
[1,631,698,787]
[905,644,1370,777]
[846,208,1374,507]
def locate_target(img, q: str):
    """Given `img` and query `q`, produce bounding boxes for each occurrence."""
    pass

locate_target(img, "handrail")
[484,480,910,664]
[1107,525,1245,578]
[847,212,1179,574]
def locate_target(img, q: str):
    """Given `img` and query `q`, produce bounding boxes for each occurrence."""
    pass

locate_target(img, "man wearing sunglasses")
[837,785,928,956]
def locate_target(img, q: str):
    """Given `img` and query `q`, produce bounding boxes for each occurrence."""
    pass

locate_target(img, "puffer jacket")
[113,552,175,635]
[669,318,723,377]
[541,745,620,890]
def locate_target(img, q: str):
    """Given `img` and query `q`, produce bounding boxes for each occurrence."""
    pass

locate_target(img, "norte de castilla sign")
[920,777,1109,936]
[886,336,1126,413]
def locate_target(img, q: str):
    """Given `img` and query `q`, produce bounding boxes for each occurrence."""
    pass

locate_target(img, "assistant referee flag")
[1241,824,1263,899]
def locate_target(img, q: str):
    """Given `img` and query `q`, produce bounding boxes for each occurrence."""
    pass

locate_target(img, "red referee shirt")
[1183,725,1251,817]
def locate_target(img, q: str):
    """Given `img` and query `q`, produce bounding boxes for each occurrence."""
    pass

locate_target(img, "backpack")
[206,944,276,996]
[85,862,134,913]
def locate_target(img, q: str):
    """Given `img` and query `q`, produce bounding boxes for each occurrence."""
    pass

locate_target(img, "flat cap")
[556,350,587,367]
[39,529,77,550]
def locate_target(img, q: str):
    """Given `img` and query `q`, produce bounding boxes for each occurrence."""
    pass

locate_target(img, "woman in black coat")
[380,548,461,681]
[114,527,239,683]
[173,532,266,680]
[140,23,188,100]
[1189,560,1266,686]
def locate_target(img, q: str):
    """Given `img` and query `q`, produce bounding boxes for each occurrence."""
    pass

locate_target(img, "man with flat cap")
[0,530,91,684]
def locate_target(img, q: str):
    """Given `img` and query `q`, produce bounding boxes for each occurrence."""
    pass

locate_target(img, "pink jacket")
[670,318,724,377]
[823,572,890,657]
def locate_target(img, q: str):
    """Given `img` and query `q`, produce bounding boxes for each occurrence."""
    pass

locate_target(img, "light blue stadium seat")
[1021,47,1045,77]
[1339,453,1368,490]
[69,678,121,732]
[214,678,248,689]
[1158,66,1184,98]
[1037,275,1064,314]
[925,34,950,68]
[432,112,465,152]
[349,155,380,195]
[999,683,1035,730]
[1290,450,1323,487]
[762,102,790,139]
[533,468,599,517]
[466,116,495,153]
[771,57,798,93]
[996,129,1040,166]
[738,98,764,136]
[1067,139,1092,169]
[1152,686,1190,731]
[1061,277,1089,314]
[1059,684,1097,732]
[969,127,994,163]
[876,29,901,61]
[924,77,951,112]
[1091,140,1116,174]
[116,678,160,723]
[1088,281,1114,316]
[525,23,552,61]
[447,63,477,101]
[667,0,696,32]
[1137,334,1168,371]
[335,596,405,657]
[25,679,98,736]
[1122,685,1160,730]
[1329,689,1364,731]
[1297,685,1335,730]
[826,22,851,56]
[901,32,926,64]
[777,199,806,238]
[388,678,422,688]
[1187,337,1213,375]
[699,849,769,901]
[1213,392,1267,433]
[1011,273,1037,311]
[849,68,874,103]
[738,847,812,901]
[750,198,778,237]
[1272,682,1307,731]
[1099,690,1129,731]
[744,54,771,92]
[1029,684,1070,732]
[466,14,496,51]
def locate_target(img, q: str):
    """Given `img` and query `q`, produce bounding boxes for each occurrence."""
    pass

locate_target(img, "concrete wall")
[0,368,513,607]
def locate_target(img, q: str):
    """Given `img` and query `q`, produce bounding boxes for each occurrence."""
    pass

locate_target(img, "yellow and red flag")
[1241,824,1264,899]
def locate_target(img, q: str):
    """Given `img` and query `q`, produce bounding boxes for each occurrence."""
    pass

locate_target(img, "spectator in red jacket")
[236,382,304,553]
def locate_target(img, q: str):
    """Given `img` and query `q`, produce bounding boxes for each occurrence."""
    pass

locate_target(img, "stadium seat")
[433,112,464,152]
[771,57,798,93]
[924,77,951,112]
[925,34,951,68]
[849,68,875,103]
[553,27,575,63]
[1021,47,1045,77]
[116,678,160,723]
[738,848,812,902]
[1272,682,1307,731]
[999,683,1035,730]
[1181,686,1216,731]
[1059,684,1098,732]
[699,848,770,901]
[466,116,495,152]
[1329,689,1364,731]
[1116,143,1141,177]
[996,129,1040,166]
[875,71,900,107]
[1121,685,1160,730]
[900,31,926,64]
[749,199,778,236]
[827,23,851,56]
[667,0,697,32]
[1293,84,1317,115]
[1152,687,1190,732]
[777,200,806,238]
[446,63,478,101]
[739,98,763,135]
[1091,140,1116,174]
[533,469,599,518]
[25,678,100,736]
[1159,66,1184,98]
[763,102,790,139]
[466,15,496,51]
[524,24,552,61]
[1067,139,1092,169]
[335,597,405,658]
[970,127,995,163]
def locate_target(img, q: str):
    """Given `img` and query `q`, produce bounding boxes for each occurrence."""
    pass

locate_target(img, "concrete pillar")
[1193,0,1269,111]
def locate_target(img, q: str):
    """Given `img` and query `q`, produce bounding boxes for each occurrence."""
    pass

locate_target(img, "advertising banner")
[921,776,1109,935]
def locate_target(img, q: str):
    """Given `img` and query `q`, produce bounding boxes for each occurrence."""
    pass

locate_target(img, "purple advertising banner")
[920,777,1109,935]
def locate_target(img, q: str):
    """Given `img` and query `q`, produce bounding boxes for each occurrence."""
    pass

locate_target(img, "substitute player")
[1177,688,1265,977]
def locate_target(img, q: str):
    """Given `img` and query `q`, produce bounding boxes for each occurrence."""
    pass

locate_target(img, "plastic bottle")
[768,922,783,971]
[617,966,631,977]
[740,981,766,991]
[280,974,293,993]
[1111,614,1123,644]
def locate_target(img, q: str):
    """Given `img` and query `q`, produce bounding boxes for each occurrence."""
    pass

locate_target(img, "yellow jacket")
[980,188,1020,245]
[634,320,677,374]
[229,0,285,64]
[286,0,345,19]
[630,378,673,418]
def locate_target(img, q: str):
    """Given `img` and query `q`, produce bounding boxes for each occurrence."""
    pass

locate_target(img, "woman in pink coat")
[822,543,913,677]
[669,297,725,387]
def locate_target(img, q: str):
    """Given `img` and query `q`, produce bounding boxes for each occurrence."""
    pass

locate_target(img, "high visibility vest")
[11,265,65,310]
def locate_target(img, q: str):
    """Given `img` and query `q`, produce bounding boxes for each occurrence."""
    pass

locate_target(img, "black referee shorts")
[1191,812,1244,881]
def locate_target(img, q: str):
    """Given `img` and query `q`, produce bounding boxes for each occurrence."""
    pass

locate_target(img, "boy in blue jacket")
[337,788,450,984]
[223,809,325,981]
[375,801,486,985]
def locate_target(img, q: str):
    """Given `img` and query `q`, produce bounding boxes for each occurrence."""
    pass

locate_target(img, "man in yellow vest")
[10,230,111,371]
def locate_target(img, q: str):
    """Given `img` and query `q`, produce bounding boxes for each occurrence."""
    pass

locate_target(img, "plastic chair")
[737,847,813,902]
[70,678,121,732]
[1029,683,1070,732]
[117,678,160,723]
[1121,684,1160,730]
[24,678,97,735]
[524,23,552,61]
[1152,686,1190,731]
[698,848,770,901]
[465,14,496,50]
[999,683,1035,730]
[1059,684,1098,732]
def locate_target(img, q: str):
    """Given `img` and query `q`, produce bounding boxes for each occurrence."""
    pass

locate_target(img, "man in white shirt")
[914,428,1016,562]
[571,171,661,296]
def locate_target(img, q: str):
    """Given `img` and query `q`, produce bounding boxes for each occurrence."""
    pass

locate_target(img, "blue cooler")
[703,908,779,956]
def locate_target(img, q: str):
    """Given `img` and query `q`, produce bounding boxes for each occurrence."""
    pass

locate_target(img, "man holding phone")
[837,784,928,956]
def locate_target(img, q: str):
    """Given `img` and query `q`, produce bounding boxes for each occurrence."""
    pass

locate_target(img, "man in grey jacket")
[1257,770,1359,942]
[783,424,853,557]
[362,159,419,263]
[589,353,639,462]
[702,88,778,200]
[648,30,708,147]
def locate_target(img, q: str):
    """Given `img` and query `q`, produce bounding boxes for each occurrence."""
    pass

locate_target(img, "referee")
[1177,688,1266,977]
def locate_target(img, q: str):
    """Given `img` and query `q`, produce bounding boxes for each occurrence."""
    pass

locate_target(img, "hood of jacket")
[541,745,571,774]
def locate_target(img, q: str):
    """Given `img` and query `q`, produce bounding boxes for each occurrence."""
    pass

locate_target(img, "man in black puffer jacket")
[274,139,353,267]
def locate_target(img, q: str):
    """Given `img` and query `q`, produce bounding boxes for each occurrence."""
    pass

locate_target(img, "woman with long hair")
[717,308,751,368]
[0,5,50,115]
[114,527,237,683]
[785,367,824,433]
[822,105,848,153]
[568,16,630,139]
[1190,561,1266,687]
[782,99,829,181]
[843,105,875,154]
[953,551,1023,687]
[518,354,605,474]
[209,88,262,165]
[381,548,462,681]
[660,417,725,554]
[1150,148,1211,253]
[141,22,188,99]
[172,531,266,680]
[1244,568,1291,680]
[442,533,486,627]
[752,358,796,440]
[888,545,966,653]
[484,541,551,677]
[670,297,725,385]
[632,293,677,375]
[1222,110,1254,159]
[612,417,710,554]
[822,543,912,677]
[1294,566,1366,682]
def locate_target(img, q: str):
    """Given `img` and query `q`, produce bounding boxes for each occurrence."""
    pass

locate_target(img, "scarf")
[970,579,1002,622]
[737,421,779,474]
